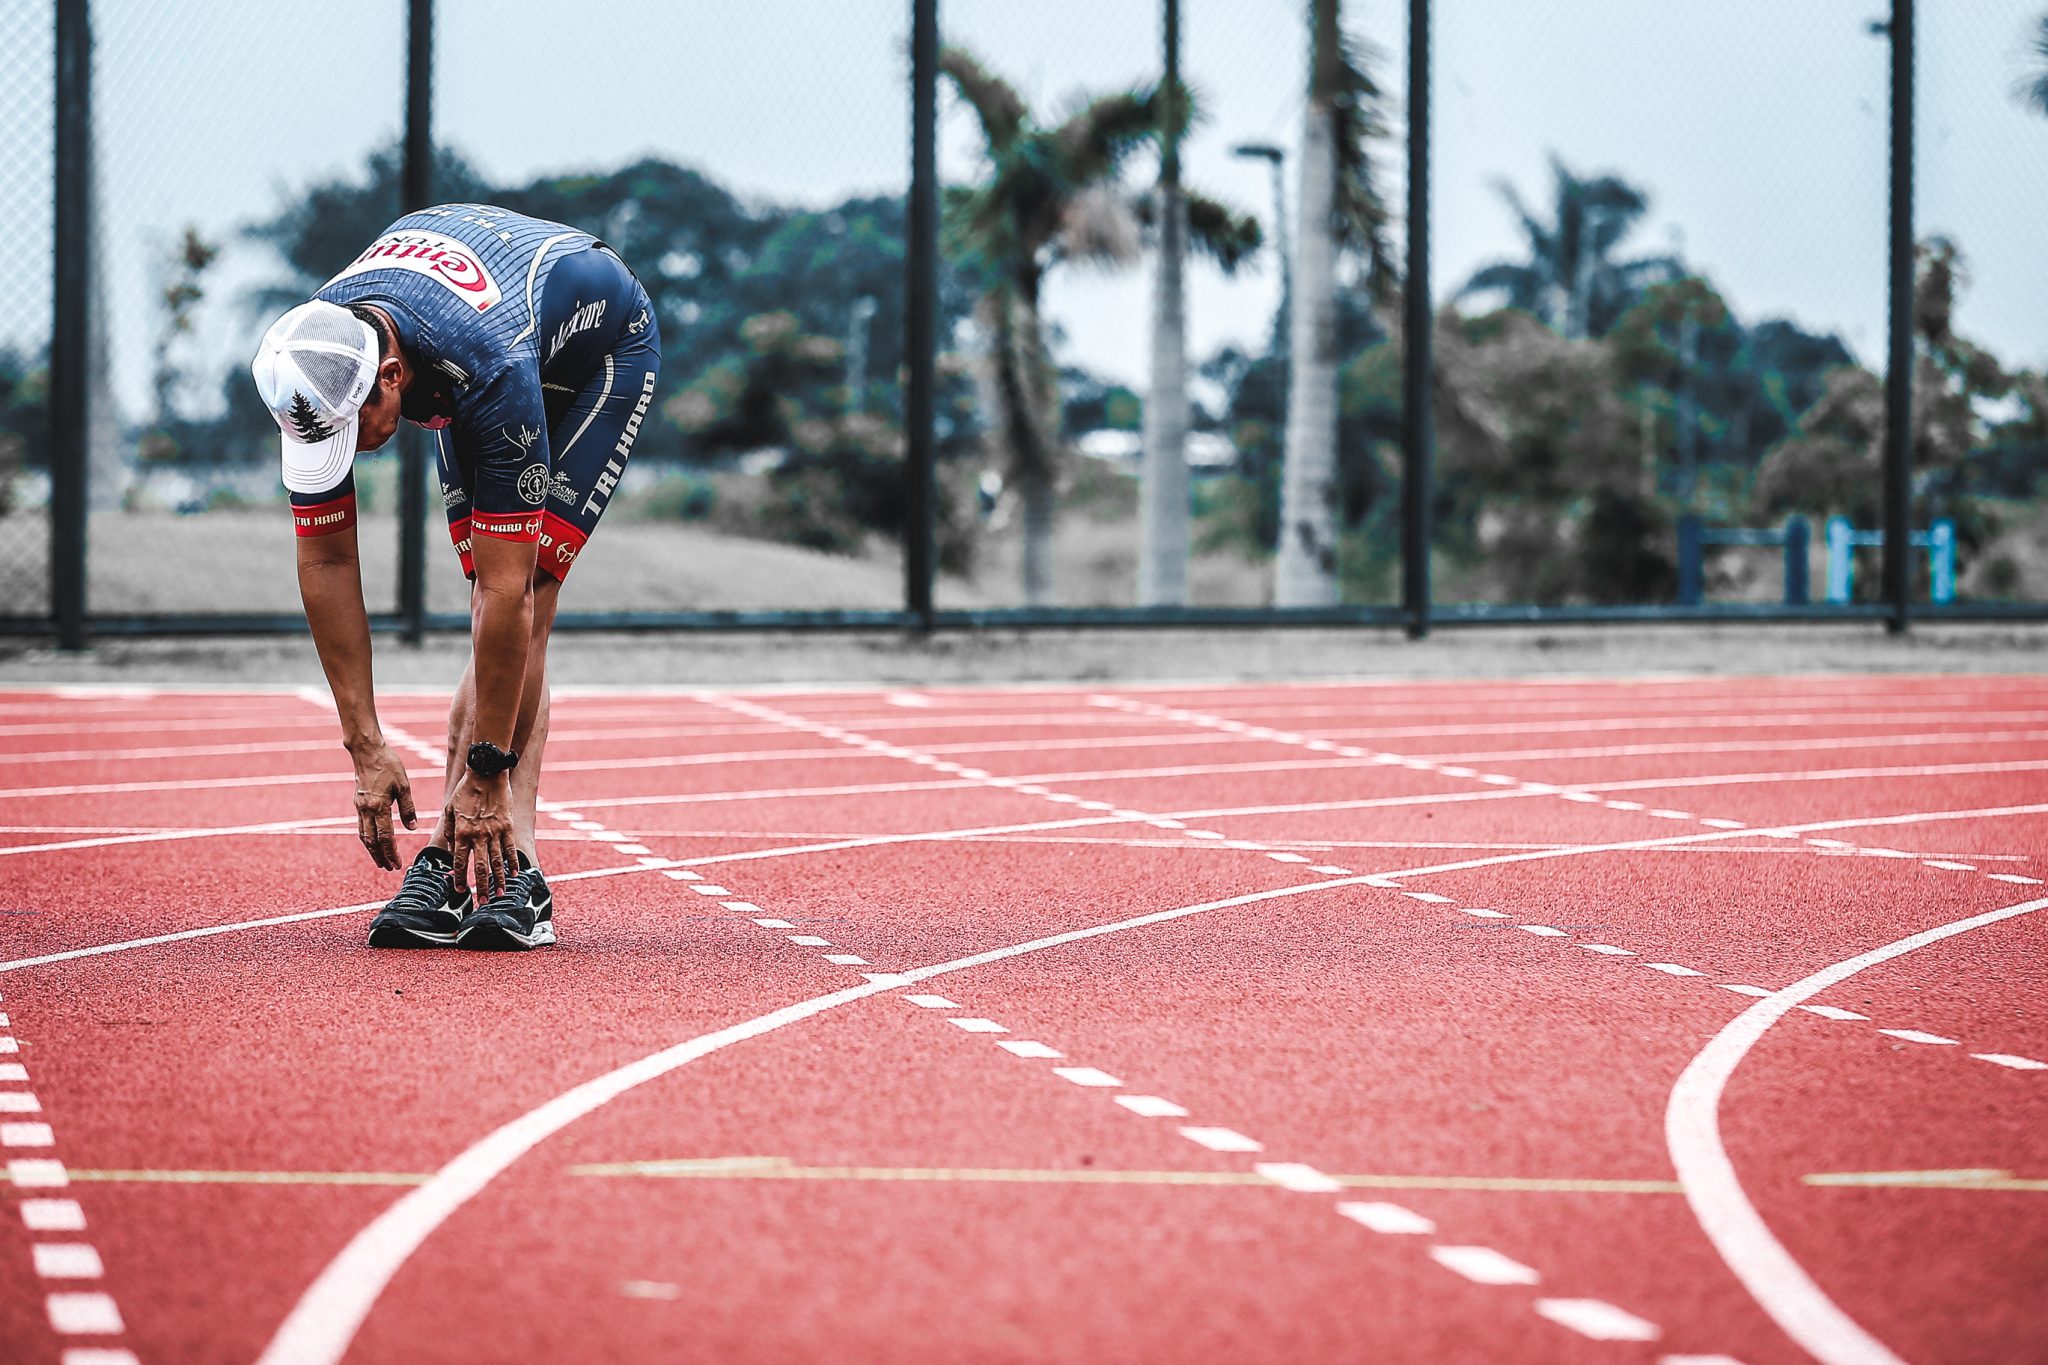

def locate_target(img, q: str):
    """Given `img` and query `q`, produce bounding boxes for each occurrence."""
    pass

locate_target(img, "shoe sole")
[367,918,460,949]
[455,916,555,951]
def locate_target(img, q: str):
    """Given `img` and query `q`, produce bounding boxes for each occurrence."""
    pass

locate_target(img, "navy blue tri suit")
[291,203,661,580]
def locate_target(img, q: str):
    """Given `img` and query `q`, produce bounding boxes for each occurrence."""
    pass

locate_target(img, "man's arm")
[296,507,417,869]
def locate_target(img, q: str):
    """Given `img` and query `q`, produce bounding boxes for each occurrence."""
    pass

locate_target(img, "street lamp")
[1232,141,1289,362]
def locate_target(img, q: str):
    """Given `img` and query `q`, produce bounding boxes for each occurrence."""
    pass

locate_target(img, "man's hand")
[448,769,518,900]
[350,740,418,870]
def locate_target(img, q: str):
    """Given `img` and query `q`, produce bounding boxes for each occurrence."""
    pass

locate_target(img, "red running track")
[0,675,2044,1364]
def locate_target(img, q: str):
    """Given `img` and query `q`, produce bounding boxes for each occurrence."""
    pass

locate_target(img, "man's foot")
[455,860,555,951]
[366,846,472,948]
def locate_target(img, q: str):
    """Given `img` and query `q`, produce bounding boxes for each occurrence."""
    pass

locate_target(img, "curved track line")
[0,814,353,858]
[1666,895,2048,1365]
[256,873,1396,1365]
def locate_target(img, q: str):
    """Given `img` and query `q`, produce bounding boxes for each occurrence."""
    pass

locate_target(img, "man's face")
[354,353,406,452]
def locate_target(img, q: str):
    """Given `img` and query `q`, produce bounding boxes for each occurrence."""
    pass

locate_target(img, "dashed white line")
[22,1198,85,1231]
[1535,1298,1661,1341]
[1253,1162,1344,1194]
[1877,1028,1957,1046]
[1430,1245,1541,1286]
[1177,1126,1263,1153]
[1646,963,1707,977]
[1800,1005,1870,1022]
[1114,1095,1189,1118]
[904,995,958,1009]
[33,1243,104,1278]
[1335,1201,1437,1234]
[1050,1067,1122,1087]
[995,1041,1063,1059]
[1518,925,1569,938]
[1972,1053,2048,1070]
[1580,944,1635,956]
[948,1018,1008,1034]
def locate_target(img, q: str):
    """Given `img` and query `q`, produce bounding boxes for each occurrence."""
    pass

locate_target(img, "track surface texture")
[0,675,2043,1365]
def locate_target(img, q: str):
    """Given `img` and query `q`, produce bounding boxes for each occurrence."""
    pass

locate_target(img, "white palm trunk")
[1139,182,1190,606]
[1274,79,1341,606]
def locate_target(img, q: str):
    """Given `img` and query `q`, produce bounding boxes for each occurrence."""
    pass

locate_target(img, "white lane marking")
[1921,860,1976,871]
[995,1041,1063,1059]
[1267,852,1310,864]
[9,1158,68,1186]
[1698,818,1747,830]
[1179,1126,1263,1153]
[720,902,764,914]
[1254,1162,1344,1193]
[1667,896,2048,1365]
[0,814,356,860]
[1877,1029,1957,1046]
[1800,1005,1869,1021]
[751,919,794,929]
[33,1244,104,1278]
[1646,964,1706,977]
[3,1122,55,1146]
[904,995,958,1009]
[1718,985,1774,998]
[47,1292,125,1333]
[1460,908,1511,919]
[0,1092,41,1111]
[1534,1298,1660,1341]
[1518,925,1569,938]
[1311,865,1353,874]
[613,844,653,856]
[1430,1245,1541,1285]
[1051,1067,1122,1087]
[1580,944,1635,956]
[823,955,869,966]
[1658,1356,1750,1365]
[1115,1095,1189,1118]
[948,1018,1008,1034]
[59,1349,141,1365]
[1336,1201,1435,1234]
[22,1198,86,1230]
[1972,1053,2048,1070]
[786,935,830,947]
[1988,873,2043,885]
[1403,892,1455,904]
[0,1036,17,1051]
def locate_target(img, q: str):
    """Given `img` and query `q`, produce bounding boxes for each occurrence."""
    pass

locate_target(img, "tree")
[940,45,1250,605]
[1274,0,1395,606]
[1140,0,1262,605]
[2016,15,2048,117]
[1458,157,1678,341]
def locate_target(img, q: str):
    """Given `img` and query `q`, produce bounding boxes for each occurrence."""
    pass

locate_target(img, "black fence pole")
[904,0,939,632]
[1400,0,1433,639]
[1882,0,1913,634]
[51,0,91,651]
[397,0,433,644]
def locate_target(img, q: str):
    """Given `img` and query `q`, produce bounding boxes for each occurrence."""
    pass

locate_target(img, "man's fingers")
[372,803,397,871]
[397,783,417,831]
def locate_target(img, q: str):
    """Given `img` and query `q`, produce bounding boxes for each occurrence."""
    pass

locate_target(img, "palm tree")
[1458,157,1678,340]
[942,46,1255,606]
[2017,16,2048,117]
[1139,1,1263,606]
[1274,0,1395,607]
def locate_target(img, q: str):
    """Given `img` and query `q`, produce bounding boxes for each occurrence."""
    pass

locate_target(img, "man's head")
[250,300,412,494]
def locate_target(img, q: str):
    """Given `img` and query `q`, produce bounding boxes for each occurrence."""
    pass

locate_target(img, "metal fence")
[6,0,2045,646]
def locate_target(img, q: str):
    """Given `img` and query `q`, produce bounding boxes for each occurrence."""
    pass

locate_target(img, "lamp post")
[1232,142,1289,363]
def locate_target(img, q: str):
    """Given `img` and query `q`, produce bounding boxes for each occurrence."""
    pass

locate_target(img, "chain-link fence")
[0,3,54,617]
[6,0,2044,635]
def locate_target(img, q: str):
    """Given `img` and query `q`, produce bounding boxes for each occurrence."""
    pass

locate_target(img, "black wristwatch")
[466,740,519,778]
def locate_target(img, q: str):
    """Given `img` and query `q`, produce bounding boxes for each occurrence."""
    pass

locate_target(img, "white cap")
[250,301,381,494]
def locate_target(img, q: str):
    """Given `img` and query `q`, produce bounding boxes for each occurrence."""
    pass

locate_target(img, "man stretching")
[250,203,660,949]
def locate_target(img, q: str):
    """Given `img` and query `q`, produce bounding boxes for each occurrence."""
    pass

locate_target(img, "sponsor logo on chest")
[326,229,505,313]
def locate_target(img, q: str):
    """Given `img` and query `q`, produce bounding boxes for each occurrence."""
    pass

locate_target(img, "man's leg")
[506,572,563,863]
[426,658,476,853]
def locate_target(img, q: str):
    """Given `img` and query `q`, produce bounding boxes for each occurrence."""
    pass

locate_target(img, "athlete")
[249,203,661,950]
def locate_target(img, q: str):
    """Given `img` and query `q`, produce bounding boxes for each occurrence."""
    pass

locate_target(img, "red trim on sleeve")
[449,515,475,579]
[537,511,589,582]
[469,512,544,543]
[292,493,358,538]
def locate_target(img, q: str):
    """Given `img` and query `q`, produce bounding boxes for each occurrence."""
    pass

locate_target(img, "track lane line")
[1666,896,2048,1365]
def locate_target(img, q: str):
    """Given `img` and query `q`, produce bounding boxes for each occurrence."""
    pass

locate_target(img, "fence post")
[1882,0,1914,633]
[1928,517,1954,604]
[51,0,92,651]
[1675,514,1702,606]
[1825,516,1853,603]
[1399,0,1433,639]
[397,0,433,643]
[1782,515,1810,606]
[903,0,939,632]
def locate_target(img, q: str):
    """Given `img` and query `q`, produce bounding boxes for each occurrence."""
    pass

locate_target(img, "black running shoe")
[367,846,472,948]
[455,860,554,951]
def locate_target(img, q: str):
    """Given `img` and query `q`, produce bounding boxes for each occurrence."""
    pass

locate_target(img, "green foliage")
[0,346,47,516]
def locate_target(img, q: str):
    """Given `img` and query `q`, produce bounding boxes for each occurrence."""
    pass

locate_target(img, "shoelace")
[388,859,455,912]
[479,869,539,915]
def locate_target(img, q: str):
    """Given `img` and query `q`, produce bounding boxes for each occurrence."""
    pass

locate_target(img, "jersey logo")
[325,229,505,313]
[517,463,548,504]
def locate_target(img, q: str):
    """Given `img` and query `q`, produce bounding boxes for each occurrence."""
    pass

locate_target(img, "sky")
[2,0,2044,423]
